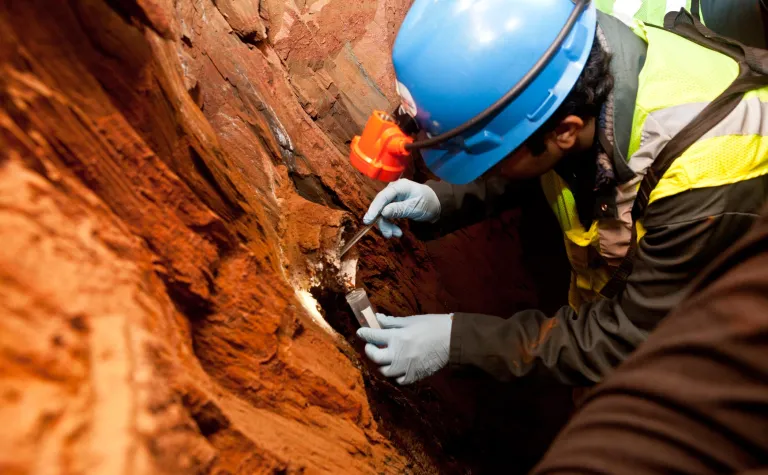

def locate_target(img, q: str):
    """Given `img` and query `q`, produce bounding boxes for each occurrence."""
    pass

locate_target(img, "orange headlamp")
[349,111,413,182]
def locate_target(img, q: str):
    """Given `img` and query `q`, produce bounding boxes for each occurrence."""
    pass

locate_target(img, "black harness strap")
[690,0,700,19]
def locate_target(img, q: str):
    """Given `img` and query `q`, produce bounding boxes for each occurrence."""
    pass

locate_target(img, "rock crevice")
[1,0,575,473]
[0,0,468,473]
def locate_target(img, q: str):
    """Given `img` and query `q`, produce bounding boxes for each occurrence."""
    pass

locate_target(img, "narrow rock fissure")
[2,0,518,472]
[311,284,466,474]
[188,146,245,217]
[102,0,169,38]
[288,171,346,210]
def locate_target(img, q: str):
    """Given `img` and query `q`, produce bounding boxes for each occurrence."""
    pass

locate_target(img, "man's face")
[487,115,594,180]
[490,142,566,180]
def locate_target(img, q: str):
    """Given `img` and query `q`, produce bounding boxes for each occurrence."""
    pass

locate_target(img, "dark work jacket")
[533,203,768,474]
[700,0,767,48]
[419,14,768,385]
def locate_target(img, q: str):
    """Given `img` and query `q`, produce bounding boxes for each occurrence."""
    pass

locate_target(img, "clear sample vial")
[345,289,381,329]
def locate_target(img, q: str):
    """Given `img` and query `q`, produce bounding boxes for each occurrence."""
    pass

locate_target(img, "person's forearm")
[533,204,768,475]
[450,298,648,385]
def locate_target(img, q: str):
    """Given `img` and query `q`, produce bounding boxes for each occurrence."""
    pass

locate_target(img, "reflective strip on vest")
[541,22,768,310]
[649,95,768,203]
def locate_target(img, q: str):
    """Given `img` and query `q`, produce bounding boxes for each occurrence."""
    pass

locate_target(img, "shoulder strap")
[600,9,768,299]
[690,0,700,19]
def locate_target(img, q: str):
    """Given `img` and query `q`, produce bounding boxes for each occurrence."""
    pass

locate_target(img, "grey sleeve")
[411,177,531,239]
[532,207,768,475]
[449,183,763,385]
[449,298,648,385]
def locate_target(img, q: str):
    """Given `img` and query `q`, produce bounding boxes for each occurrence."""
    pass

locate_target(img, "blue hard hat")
[393,0,597,185]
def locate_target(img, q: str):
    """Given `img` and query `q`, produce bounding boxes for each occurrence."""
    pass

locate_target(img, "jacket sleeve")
[449,183,763,385]
[411,177,532,239]
[532,204,768,475]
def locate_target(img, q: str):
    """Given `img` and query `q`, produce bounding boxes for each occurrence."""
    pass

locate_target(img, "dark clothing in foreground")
[532,206,768,474]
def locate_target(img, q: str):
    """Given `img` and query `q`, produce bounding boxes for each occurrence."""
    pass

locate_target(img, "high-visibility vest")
[596,0,703,26]
[541,21,768,309]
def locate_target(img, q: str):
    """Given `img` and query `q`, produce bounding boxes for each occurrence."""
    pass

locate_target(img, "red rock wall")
[0,0,573,473]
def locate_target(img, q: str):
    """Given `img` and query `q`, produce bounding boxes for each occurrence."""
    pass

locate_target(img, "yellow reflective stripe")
[743,86,768,102]
[636,220,647,241]
[541,171,570,230]
[650,134,768,204]
[557,190,575,230]
[576,267,611,293]
[541,171,579,231]
[565,221,601,247]
[628,105,650,159]
[541,171,601,245]
[576,273,593,291]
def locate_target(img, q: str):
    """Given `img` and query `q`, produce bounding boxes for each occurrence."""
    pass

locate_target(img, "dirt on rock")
[0,0,572,473]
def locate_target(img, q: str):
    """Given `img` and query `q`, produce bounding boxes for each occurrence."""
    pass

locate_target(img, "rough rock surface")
[0,0,571,473]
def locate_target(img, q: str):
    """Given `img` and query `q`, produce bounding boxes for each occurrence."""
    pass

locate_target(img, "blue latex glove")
[356,313,452,385]
[363,179,441,238]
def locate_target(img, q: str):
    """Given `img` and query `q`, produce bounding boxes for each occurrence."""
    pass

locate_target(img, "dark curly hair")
[525,38,614,155]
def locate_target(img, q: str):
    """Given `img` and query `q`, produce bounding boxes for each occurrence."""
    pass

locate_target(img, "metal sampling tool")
[339,214,380,257]
[345,289,381,328]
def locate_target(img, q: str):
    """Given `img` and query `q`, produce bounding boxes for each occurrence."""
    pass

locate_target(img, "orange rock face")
[0,0,457,472]
[0,0,574,473]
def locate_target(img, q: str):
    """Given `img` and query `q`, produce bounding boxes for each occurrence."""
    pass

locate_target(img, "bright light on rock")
[295,289,335,335]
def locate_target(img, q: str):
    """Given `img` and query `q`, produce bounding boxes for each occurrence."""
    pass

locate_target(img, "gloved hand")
[363,179,441,238]
[356,313,452,385]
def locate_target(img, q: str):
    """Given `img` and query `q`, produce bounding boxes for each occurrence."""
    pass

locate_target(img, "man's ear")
[552,115,585,151]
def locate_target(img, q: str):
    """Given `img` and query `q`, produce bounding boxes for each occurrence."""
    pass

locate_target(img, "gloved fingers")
[377,218,403,239]
[381,201,416,221]
[388,178,415,201]
[398,365,436,385]
[398,369,431,386]
[364,184,398,224]
[377,218,393,238]
[404,313,451,327]
[376,313,407,329]
[379,364,406,378]
[364,343,393,365]
[356,327,392,346]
